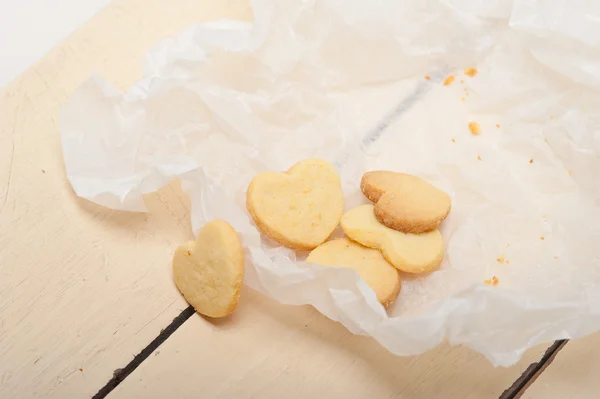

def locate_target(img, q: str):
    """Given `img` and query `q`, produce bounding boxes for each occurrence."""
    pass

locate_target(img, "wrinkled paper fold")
[60,0,600,366]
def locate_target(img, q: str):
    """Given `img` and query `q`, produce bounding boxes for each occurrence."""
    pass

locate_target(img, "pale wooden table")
[0,0,590,398]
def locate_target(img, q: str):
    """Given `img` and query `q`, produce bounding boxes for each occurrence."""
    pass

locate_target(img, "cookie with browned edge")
[361,171,450,233]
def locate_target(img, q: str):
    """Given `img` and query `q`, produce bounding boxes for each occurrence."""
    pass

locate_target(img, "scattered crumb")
[451,138,456,143]
[554,256,559,259]
[460,79,465,84]
[187,250,191,256]
[464,67,478,77]
[540,236,545,240]
[465,91,470,96]
[41,170,45,174]
[468,121,480,135]
[496,124,500,128]
[529,159,534,164]
[568,170,573,176]
[461,97,465,102]
[506,260,510,264]
[443,75,455,86]
[497,256,505,263]
[424,75,431,80]
[484,276,499,286]
[477,155,483,161]
[79,368,83,372]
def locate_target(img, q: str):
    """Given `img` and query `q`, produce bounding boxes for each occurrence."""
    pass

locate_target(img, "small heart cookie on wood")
[173,219,244,318]
[341,204,444,274]
[246,158,344,250]
[307,238,401,308]
[361,171,451,233]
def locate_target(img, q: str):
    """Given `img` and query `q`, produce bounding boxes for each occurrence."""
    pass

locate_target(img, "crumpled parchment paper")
[60,0,600,366]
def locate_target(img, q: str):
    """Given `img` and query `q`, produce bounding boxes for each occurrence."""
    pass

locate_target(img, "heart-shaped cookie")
[172,219,244,318]
[246,158,344,250]
[341,204,444,274]
[361,171,451,233]
[307,238,401,308]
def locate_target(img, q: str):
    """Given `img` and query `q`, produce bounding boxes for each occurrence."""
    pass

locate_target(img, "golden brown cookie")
[361,171,451,233]
[307,238,401,308]
[246,158,344,250]
[341,204,444,274]
[173,219,244,318]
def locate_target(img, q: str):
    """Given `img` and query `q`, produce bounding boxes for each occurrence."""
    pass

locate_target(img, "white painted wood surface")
[0,1,250,397]
[0,0,571,397]
[112,288,548,399]
[524,335,599,399]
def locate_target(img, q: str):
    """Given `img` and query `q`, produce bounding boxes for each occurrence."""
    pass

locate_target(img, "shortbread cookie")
[246,158,344,250]
[173,219,244,318]
[341,204,444,274]
[361,171,451,233]
[307,238,401,308]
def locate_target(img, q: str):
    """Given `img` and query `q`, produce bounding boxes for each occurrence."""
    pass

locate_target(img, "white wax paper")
[60,0,600,366]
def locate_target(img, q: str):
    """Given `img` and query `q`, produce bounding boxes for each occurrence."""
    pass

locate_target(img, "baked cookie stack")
[246,159,451,309]
[172,158,452,317]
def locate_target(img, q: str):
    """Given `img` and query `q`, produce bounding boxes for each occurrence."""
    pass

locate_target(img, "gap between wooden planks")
[102,289,558,399]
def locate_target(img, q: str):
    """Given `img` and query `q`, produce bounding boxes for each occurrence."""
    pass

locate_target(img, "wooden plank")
[522,334,600,399]
[0,1,251,398]
[111,288,550,399]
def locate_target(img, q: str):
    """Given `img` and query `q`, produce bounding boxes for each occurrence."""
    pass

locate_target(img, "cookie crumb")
[464,67,478,77]
[424,75,431,80]
[79,368,83,372]
[460,79,465,84]
[540,236,545,240]
[529,159,534,164]
[468,121,480,135]
[496,124,500,128]
[497,256,505,263]
[477,155,482,161]
[484,276,499,286]
[443,75,455,86]
[187,250,191,256]
[568,170,573,176]
[461,97,465,102]
[506,260,510,264]
[451,138,456,143]
[554,256,559,259]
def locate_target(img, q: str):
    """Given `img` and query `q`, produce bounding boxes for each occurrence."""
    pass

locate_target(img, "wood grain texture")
[523,334,599,399]
[112,288,549,399]
[0,0,251,397]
